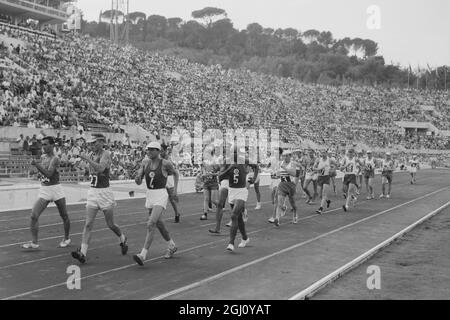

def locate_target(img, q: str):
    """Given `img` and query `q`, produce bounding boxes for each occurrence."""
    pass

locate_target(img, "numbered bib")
[89,175,98,187]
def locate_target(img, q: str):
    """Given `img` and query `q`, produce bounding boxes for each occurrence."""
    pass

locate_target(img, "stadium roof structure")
[0,0,70,23]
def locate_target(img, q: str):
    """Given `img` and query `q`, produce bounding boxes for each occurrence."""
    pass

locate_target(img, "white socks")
[81,244,88,255]
[140,248,148,259]
[167,239,176,249]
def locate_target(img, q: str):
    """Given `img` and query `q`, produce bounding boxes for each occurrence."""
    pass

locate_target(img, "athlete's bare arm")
[80,150,111,174]
[135,159,149,185]
[32,157,60,178]
[164,160,179,195]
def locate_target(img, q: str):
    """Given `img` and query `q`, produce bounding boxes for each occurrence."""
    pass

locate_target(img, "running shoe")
[22,242,39,249]
[226,243,234,252]
[175,215,180,223]
[342,205,348,212]
[254,203,261,210]
[326,200,331,208]
[120,236,128,255]
[238,238,250,248]
[133,254,144,266]
[226,221,232,227]
[164,246,177,259]
[200,213,208,220]
[386,194,390,199]
[379,194,385,199]
[209,229,220,234]
[274,218,280,227]
[281,206,287,217]
[316,208,323,215]
[58,239,71,248]
[71,249,86,264]
[268,217,275,223]
[292,216,298,224]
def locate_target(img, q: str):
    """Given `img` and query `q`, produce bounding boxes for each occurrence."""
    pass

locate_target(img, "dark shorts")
[278,181,296,198]
[317,175,330,187]
[343,174,357,186]
[203,182,219,191]
[364,171,375,179]
[329,170,337,178]
[382,172,393,184]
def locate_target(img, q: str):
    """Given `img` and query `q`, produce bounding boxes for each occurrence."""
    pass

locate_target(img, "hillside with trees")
[81,7,448,90]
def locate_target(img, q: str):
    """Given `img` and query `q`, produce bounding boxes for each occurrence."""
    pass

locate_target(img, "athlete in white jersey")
[313,150,335,214]
[380,152,395,198]
[275,150,299,226]
[340,148,360,212]
[409,155,419,184]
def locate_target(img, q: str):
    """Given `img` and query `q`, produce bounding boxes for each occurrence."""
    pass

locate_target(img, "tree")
[362,39,378,57]
[246,22,263,35]
[100,10,124,23]
[283,28,298,41]
[303,29,320,43]
[147,15,167,38]
[191,7,227,28]
[128,11,146,24]
[318,31,334,48]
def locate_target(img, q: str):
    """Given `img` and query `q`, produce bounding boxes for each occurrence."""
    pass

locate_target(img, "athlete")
[363,150,376,199]
[268,148,282,223]
[275,150,298,226]
[22,136,71,249]
[209,162,232,234]
[247,159,262,210]
[340,148,360,212]
[356,150,364,195]
[132,141,179,266]
[161,145,181,223]
[200,149,220,221]
[409,155,419,184]
[329,151,338,195]
[314,149,334,214]
[71,134,128,264]
[303,149,317,204]
[224,146,254,252]
[380,152,395,199]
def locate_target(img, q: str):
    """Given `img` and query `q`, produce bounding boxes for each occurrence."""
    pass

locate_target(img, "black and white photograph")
[0,0,449,305]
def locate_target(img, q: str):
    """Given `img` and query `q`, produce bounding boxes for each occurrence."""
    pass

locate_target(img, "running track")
[0,169,449,300]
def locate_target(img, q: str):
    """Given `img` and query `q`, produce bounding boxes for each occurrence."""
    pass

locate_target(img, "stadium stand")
[0,22,449,181]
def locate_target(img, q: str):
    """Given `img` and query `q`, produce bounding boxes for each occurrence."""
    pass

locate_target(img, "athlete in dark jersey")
[132,141,179,266]
[22,136,71,249]
[71,134,128,264]
[221,147,255,252]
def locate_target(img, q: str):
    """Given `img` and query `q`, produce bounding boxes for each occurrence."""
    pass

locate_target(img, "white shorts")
[86,187,116,211]
[166,175,174,188]
[228,187,248,204]
[270,179,280,190]
[409,167,417,173]
[145,188,169,210]
[247,173,260,184]
[305,172,318,181]
[38,184,65,202]
[220,179,229,190]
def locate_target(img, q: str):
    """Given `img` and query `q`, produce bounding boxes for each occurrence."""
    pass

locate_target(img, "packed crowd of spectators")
[1,28,450,180]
